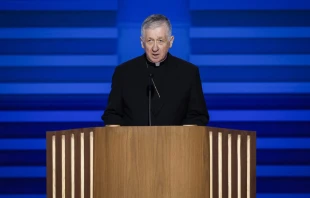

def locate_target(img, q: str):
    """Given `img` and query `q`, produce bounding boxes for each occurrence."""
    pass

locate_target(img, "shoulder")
[115,55,144,72]
[169,54,199,73]
[110,55,144,80]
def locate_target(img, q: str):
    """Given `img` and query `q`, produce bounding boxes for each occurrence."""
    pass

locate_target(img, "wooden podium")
[46,126,256,198]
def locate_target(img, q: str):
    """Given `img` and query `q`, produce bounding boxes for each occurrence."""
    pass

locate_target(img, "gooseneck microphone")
[148,73,153,126]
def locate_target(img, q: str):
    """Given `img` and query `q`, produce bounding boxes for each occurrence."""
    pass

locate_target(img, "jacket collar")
[143,52,171,68]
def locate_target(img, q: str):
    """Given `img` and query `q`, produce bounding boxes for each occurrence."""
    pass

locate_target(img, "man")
[102,14,209,126]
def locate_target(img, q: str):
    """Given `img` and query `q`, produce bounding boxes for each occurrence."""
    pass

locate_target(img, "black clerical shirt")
[102,53,209,126]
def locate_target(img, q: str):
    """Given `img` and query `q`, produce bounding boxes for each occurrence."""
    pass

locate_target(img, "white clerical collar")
[145,54,168,67]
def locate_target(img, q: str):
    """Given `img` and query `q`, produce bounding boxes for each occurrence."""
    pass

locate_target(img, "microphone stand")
[148,73,153,126]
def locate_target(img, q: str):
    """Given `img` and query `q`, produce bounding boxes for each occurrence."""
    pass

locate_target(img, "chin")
[152,57,162,62]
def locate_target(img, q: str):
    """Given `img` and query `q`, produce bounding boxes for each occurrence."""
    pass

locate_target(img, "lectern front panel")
[93,126,210,198]
[46,126,256,198]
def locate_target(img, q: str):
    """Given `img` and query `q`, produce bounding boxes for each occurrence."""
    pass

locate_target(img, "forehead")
[143,25,169,38]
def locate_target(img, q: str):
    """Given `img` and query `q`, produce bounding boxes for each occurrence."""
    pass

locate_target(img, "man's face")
[141,24,174,63]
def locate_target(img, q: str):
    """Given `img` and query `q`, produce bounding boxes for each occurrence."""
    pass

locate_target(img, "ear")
[140,36,145,49]
[169,36,174,48]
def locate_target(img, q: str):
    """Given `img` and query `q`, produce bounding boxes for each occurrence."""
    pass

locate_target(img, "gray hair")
[141,14,172,38]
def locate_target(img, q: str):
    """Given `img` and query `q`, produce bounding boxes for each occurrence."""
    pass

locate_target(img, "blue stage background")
[0,0,309,197]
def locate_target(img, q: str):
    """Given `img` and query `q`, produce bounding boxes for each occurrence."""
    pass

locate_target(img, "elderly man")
[102,14,209,126]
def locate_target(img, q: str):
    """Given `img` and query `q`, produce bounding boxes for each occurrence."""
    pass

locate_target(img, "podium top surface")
[46,125,256,135]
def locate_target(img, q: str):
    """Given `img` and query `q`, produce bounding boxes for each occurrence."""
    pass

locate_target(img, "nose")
[152,41,159,51]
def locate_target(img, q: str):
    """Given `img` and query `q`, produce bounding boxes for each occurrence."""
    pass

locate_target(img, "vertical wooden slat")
[241,133,248,198]
[84,132,91,198]
[209,132,213,198]
[247,134,251,198]
[46,133,53,198]
[65,132,72,198]
[231,132,238,198]
[75,131,81,198]
[218,132,223,198]
[228,134,232,198]
[250,133,256,198]
[237,134,241,198]
[56,133,62,198]
[81,132,85,198]
[218,132,222,198]
[71,133,75,198]
[90,132,94,198]
[212,131,219,198]
[52,135,56,198]
[62,135,66,198]
[222,132,228,198]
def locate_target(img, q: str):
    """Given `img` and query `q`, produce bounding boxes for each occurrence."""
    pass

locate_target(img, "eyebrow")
[146,37,166,41]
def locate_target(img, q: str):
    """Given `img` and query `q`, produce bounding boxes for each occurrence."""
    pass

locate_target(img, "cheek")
[162,46,169,52]
[145,46,152,51]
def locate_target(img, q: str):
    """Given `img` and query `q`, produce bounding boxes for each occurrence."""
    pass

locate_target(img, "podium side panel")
[46,129,94,198]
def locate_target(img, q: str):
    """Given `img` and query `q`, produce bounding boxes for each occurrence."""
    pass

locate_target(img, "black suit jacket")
[102,53,209,126]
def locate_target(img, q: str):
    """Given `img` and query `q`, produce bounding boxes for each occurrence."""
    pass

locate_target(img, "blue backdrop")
[0,0,309,197]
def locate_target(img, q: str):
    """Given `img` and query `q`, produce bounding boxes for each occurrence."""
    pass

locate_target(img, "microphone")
[148,73,153,126]
[147,73,160,126]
